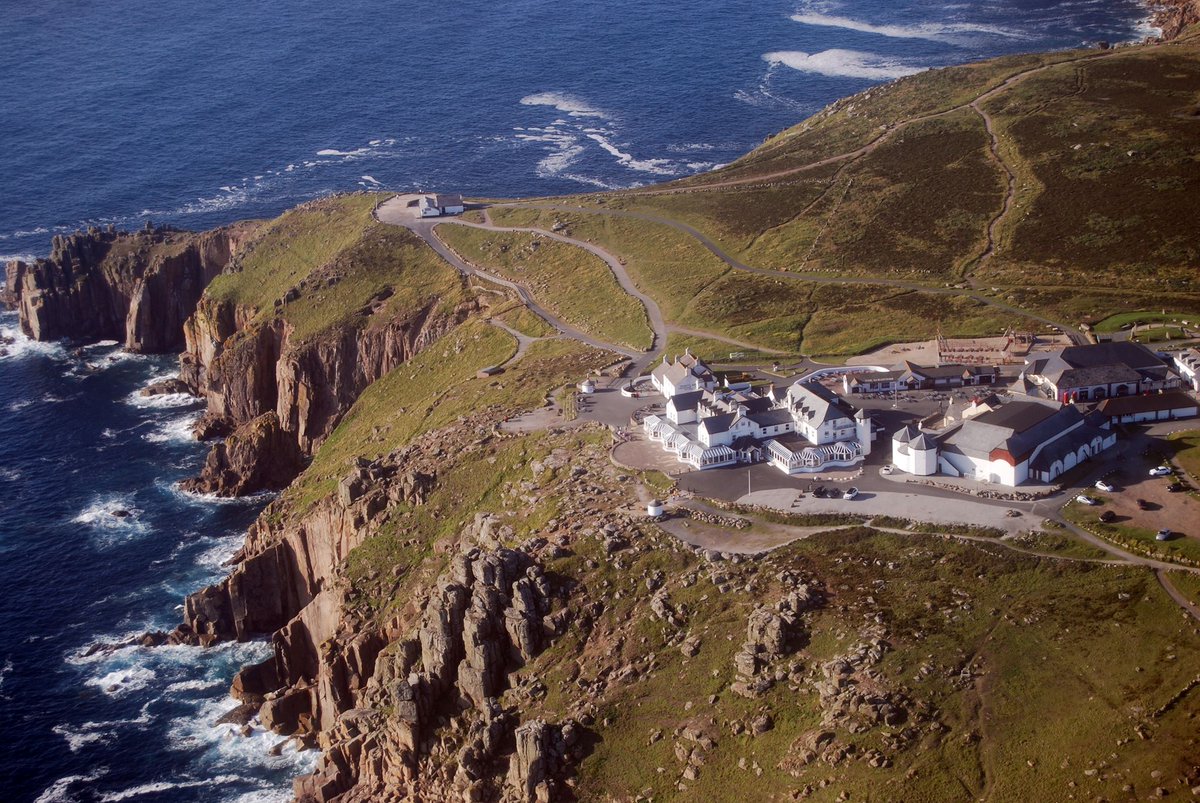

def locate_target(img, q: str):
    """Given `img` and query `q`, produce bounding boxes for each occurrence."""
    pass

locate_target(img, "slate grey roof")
[434,193,463,208]
[909,433,935,450]
[893,424,919,442]
[1034,341,1169,389]
[787,381,856,426]
[944,400,1082,461]
[748,408,794,428]
[700,412,737,434]
[1029,423,1108,472]
[1096,391,1198,417]
[667,390,704,411]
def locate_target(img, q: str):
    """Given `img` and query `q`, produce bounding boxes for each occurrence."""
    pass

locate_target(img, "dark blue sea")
[0,1,1154,800]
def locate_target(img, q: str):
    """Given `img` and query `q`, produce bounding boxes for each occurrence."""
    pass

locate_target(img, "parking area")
[1084,450,1198,540]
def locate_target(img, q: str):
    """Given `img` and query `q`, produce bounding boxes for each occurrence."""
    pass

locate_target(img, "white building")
[891,398,1116,486]
[644,379,870,474]
[418,193,466,217]
[1173,348,1200,392]
[650,350,716,399]
[1095,391,1198,424]
[1018,341,1178,403]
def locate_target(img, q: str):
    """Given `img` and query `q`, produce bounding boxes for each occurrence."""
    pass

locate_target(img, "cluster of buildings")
[639,340,1200,489]
[894,340,1197,486]
[643,351,872,474]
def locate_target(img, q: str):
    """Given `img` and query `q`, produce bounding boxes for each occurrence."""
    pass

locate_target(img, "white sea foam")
[585,133,678,175]
[764,49,926,80]
[124,385,198,410]
[789,11,1024,43]
[165,678,224,694]
[193,533,245,572]
[0,252,39,263]
[0,466,21,481]
[316,147,369,157]
[52,723,114,752]
[520,91,610,119]
[72,495,148,541]
[224,790,294,803]
[360,175,381,185]
[0,320,67,361]
[169,482,277,506]
[34,768,109,803]
[143,411,201,443]
[168,695,318,778]
[85,666,157,696]
[98,775,246,802]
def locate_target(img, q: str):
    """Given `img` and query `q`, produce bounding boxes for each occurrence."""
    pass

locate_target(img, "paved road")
[376,196,643,361]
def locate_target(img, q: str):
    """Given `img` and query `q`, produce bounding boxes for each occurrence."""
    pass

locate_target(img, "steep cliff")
[3,222,254,352]
[1152,0,1200,39]
[174,194,476,496]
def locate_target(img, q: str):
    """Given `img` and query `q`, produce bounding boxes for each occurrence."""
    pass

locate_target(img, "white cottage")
[891,398,1116,486]
[418,193,466,217]
[650,350,716,399]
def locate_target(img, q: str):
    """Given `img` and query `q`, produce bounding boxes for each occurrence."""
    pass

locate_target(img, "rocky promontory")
[4,221,255,352]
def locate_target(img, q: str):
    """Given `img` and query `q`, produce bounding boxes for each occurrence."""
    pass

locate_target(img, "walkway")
[376,196,643,362]
[500,200,1089,346]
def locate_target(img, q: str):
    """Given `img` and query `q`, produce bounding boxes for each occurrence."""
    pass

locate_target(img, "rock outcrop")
[179,412,307,496]
[4,223,252,352]
[179,288,474,495]
[1152,0,1200,40]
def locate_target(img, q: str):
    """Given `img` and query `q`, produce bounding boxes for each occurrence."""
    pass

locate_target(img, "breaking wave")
[789,11,1025,43]
[763,49,926,80]
[520,91,611,119]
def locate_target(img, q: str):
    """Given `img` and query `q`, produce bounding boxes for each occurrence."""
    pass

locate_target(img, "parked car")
[1156,528,1172,541]
[1076,495,1100,506]
[1094,480,1115,492]
[1149,466,1172,477]
[1168,482,1187,493]
[881,465,894,475]
[1099,510,1116,523]
[1136,498,1151,511]
[842,487,859,500]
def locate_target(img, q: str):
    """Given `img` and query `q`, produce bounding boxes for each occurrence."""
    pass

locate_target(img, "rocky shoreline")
[1148,0,1200,40]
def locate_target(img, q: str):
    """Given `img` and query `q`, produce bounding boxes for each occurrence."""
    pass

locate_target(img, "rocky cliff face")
[175,432,580,802]
[179,291,474,496]
[1152,0,1200,39]
[3,223,252,352]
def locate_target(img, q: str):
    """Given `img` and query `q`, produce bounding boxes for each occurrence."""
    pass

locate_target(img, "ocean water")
[0,312,313,802]
[0,1,1154,801]
[0,0,1153,261]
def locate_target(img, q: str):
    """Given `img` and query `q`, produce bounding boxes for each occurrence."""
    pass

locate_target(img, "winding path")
[619,48,1124,198]
[498,200,1091,345]
[377,196,645,361]
[443,212,669,379]
[967,99,1018,279]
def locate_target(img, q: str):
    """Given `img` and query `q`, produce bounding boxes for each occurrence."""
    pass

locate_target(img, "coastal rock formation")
[179,290,473,496]
[1152,0,1200,40]
[3,223,253,352]
[178,412,306,497]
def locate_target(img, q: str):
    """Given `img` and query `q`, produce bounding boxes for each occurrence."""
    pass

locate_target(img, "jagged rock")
[508,720,556,802]
[260,687,312,735]
[180,411,306,497]
[232,658,282,703]
[140,377,191,396]
[4,224,249,351]
[215,702,260,727]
